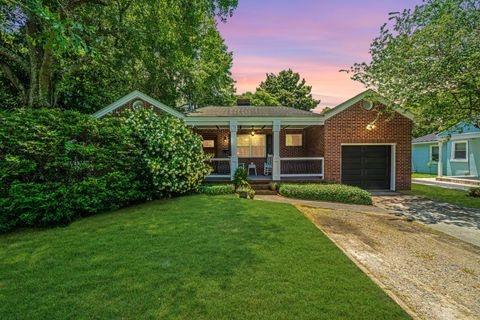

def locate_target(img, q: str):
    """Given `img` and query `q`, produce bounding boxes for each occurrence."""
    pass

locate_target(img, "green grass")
[412,173,437,178]
[402,183,480,208]
[0,195,409,319]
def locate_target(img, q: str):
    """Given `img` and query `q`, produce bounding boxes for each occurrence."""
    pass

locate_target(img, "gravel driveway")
[373,194,480,247]
[299,206,480,320]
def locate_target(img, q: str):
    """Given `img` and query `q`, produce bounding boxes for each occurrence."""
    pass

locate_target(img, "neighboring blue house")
[412,122,480,177]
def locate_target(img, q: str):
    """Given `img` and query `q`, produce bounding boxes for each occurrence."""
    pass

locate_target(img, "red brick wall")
[323,103,412,190]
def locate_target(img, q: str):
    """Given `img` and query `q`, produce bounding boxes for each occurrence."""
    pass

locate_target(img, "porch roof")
[186,106,322,118]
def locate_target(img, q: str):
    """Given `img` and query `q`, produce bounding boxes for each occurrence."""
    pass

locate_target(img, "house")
[93,89,414,191]
[412,122,480,178]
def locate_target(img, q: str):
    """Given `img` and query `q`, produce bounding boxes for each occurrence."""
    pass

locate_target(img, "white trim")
[412,141,439,145]
[323,89,415,121]
[93,90,185,119]
[429,144,439,163]
[340,143,397,191]
[450,140,468,162]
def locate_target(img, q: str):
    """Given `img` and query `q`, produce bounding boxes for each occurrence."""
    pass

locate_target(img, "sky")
[217,0,422,111]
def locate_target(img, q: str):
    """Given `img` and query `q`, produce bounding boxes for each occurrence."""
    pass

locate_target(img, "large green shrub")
[278,183,372,205]
[0,108,147,232]
[122,107,211,197]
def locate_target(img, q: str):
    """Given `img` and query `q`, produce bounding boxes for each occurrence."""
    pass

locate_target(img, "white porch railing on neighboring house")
[280,157,324,178]
[207,158,231,178]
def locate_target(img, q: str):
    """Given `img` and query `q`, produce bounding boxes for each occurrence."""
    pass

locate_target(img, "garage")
[341,145,392,190]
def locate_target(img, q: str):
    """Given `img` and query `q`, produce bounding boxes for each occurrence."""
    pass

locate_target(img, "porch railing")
[207,158,231,178]
[280,157,324,178]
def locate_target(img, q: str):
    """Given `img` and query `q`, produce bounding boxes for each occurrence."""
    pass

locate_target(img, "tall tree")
[258,69,320,111]
[345,0,480,134]
[236,90,280,106]
[0,0,237,111]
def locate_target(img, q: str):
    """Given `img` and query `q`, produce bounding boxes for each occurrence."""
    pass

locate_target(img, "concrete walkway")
[255,194,480,247]
[412,178,472,191]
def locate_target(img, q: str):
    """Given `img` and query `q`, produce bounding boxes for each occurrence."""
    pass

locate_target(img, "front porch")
[194,120,324,181]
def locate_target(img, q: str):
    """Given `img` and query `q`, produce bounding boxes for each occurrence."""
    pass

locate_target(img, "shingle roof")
[186,106,322,117]
[412,133,438,143]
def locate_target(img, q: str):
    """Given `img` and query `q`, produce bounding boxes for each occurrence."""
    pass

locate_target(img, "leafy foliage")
[0,108,147,232]
[278,183,372,205]
[0,0,237,111]
[0,107,211,232]
[257,69,320,110]
[233,167,248,189]
[469,187,480,198]
[346,0,480,135]
[236,90,280,106]
[123,107,211,198]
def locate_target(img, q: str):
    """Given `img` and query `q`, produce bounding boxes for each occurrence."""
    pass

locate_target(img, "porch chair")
[264,154,273,176]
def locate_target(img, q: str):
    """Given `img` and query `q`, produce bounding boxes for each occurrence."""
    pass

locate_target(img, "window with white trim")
[237,134,266,158]
[451,141,467,161]
[430,145,439,162]
[286,133,303,147]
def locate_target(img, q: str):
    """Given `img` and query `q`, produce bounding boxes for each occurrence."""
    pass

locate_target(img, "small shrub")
[469,187,480,198]
[237,184,255,199]
[199,184,235,195]
[233,167,248,190]
[278,183,372,205]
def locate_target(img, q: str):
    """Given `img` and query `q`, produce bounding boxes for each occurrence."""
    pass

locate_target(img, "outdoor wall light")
[251,126,255,136]
[366,124,376,131]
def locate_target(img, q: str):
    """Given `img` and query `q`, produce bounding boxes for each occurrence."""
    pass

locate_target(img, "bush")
[278,183,372,205]
[0,107,210,232]
[199,184,235,195]
[233,167,248,190]
[237,184,255,199]
[123,107,211,197]
[0,108,147,232]
[469,187,480,198]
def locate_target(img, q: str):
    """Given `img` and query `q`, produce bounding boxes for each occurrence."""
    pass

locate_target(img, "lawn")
[402,183,480,208]
[0,195,409,319]
[412,173,437,178]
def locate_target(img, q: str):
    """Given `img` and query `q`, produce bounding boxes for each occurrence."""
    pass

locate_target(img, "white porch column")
[229,120,238,180]
[437,141,443,177]
[272,120,281,180]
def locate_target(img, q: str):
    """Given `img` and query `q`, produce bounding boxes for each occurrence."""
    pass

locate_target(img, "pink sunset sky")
[217,0,422,111]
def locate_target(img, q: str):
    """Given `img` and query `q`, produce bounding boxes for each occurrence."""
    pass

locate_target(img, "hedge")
[199,184,235,195]
[0,107,210,232]
[278,183,372,205]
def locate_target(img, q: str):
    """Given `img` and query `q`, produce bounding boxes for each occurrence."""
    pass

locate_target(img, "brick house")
[94,90,413,190]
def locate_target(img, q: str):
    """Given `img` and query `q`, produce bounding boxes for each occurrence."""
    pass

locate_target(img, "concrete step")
[436,177,480,186]
[251,184,271,191]
[254,190,277,196]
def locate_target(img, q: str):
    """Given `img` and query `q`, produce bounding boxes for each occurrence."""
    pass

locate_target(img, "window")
[202,140,215,148]
[430,145,439,162]
[237,134,266,158]
[286,134,303,147]
[452,141,467,161]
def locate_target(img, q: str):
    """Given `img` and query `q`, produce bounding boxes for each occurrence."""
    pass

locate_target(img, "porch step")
[250,184,271,191]
[254,190,277,196]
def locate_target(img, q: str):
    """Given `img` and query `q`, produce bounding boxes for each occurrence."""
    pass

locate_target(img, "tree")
[257,69,320,111]
[345,0,480,134]
[236,90,280,106]
[0,0,238,111]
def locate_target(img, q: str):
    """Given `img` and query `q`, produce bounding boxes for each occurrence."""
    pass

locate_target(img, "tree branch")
[0,47,29,72]
[0,62,27,102]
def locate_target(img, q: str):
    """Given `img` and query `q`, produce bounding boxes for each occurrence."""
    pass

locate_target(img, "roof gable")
[322,89,415,121]
[438,121,480,137]
[93,90,185,119]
